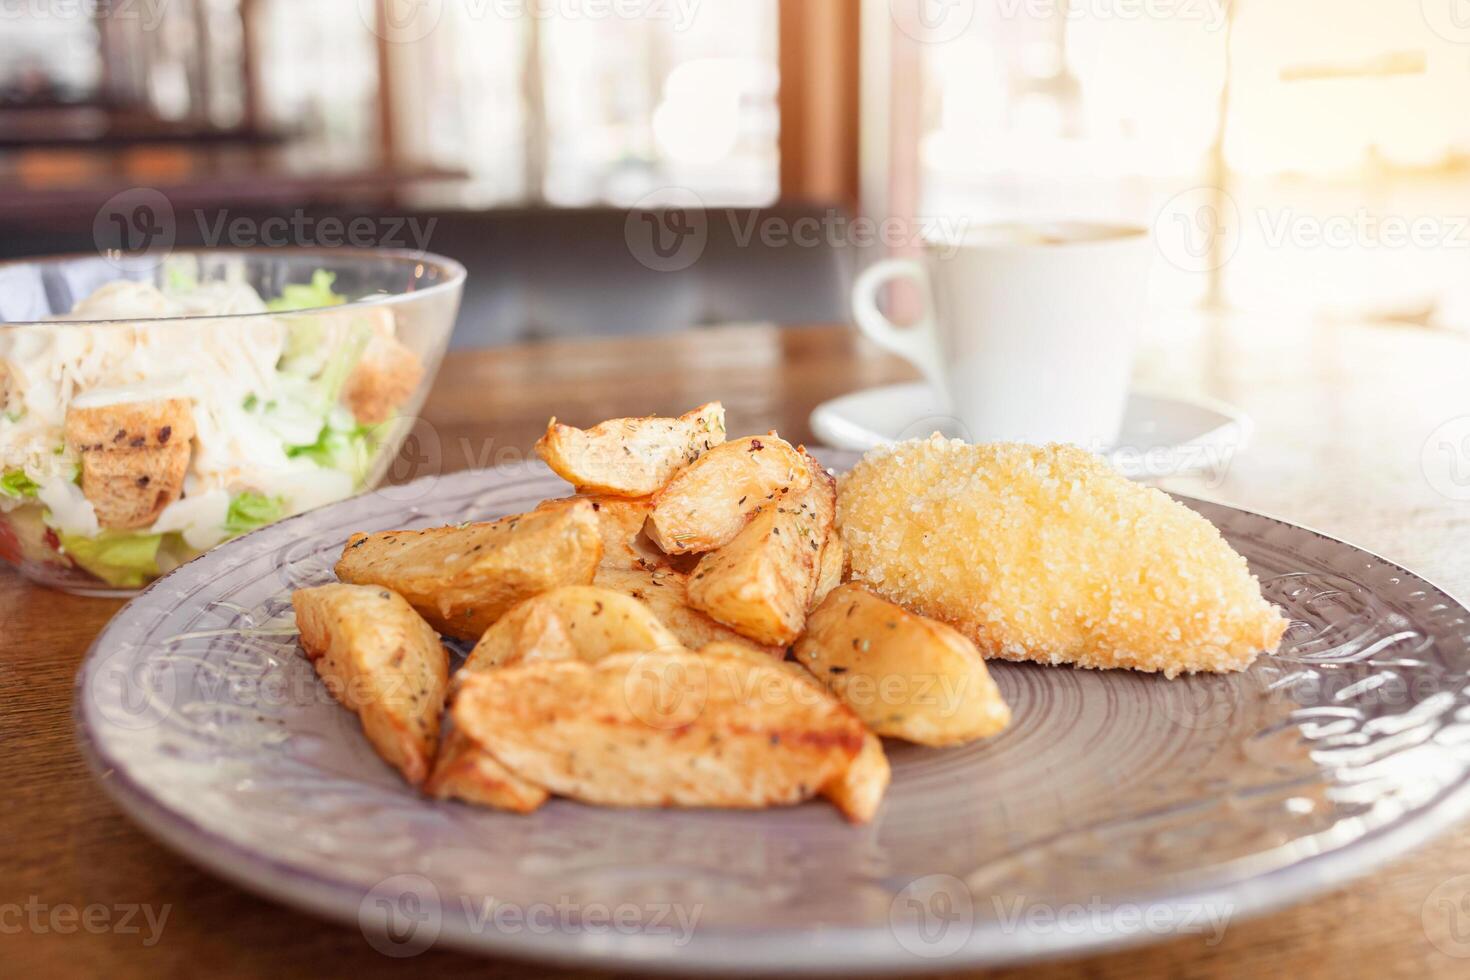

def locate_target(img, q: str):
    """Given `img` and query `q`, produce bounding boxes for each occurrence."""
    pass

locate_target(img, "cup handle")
[851,258,949,402]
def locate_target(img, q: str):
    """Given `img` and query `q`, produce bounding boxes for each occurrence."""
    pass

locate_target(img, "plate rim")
[73,460,1470,973]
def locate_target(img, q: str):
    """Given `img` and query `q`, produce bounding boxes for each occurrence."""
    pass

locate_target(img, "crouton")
[342,332,424,425]
[64,397,195,452]
[65,398,196,530]
[75,444,191,530]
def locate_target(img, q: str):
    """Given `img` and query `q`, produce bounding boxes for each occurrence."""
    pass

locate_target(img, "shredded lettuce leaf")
[0,470,39,500]
[267,270,348,313]
[164,262,199,294]
[287,423,379,485]
[224,492,287,536]
[317,321,374,404]
[59,529,163,589]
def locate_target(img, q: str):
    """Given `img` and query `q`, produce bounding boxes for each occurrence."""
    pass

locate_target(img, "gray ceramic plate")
[76,451,1470,973]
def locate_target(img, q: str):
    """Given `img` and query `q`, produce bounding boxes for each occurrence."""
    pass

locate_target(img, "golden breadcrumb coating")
[837,436,1287,677]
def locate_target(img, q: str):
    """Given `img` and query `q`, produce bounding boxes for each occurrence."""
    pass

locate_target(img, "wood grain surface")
[3,318,1469,978]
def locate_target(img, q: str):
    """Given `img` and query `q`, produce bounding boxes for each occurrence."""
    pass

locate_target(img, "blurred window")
[399,0,780,206]
[896,0,1470,329]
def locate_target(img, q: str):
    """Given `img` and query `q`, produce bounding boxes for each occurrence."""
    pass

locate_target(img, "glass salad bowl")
[0,248,465,595]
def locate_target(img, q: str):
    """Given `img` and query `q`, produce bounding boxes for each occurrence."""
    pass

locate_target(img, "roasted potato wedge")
[452,649,865,810]
[535,494,666,571]
[699,641,890,822]
[811,529,846,611]
[822,732,890,824]
[645,433,810,554]
[462,585,683,674]
[292,584,449,787]
[686,454,836,646]
[535,402,726,497]
[794,584,1011,747]
[335,501,603,641]
[424,727,549,813]
[594,566,784,659]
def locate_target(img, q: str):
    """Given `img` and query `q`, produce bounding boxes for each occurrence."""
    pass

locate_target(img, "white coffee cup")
[852,222,1152,448]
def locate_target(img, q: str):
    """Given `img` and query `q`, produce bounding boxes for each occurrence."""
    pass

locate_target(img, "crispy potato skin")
[461,585,682,674]
[838,437,1288,676]
[535,495,666,571]
[645,434,810,554]
[292,584,450,786]
[536,403,726,497]
[335,502,603,641]
[697,641,890,823]
[821,732,890,824]
[452,649,865,810]
[424,727,549,813]
[593,566,784,659]
[794,584,1011,747]
[686,455,837,646]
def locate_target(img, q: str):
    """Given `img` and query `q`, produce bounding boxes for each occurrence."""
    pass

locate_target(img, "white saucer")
[810,383,1251,480]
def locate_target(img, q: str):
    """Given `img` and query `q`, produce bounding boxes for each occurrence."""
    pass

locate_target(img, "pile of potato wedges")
[292,402,1010,823]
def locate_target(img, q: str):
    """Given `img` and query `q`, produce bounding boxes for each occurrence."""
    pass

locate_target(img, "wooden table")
[5,319,1469,977]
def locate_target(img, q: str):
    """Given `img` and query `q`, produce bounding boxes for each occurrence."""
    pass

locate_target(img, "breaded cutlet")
[837,436,1287,677]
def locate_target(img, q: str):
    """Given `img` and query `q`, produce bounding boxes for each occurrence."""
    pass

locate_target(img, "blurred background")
[5,0,1470,344]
